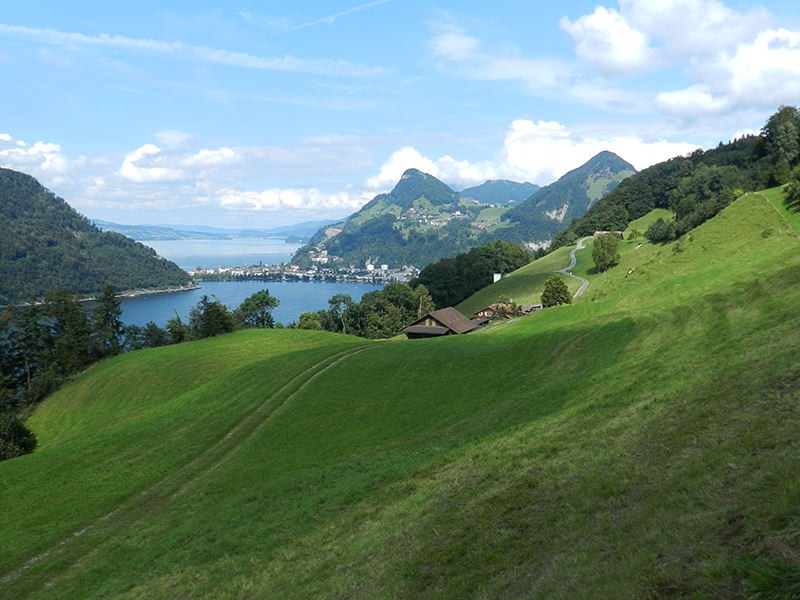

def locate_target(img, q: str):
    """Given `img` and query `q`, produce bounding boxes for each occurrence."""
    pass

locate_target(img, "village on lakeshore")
[187,261,419,285]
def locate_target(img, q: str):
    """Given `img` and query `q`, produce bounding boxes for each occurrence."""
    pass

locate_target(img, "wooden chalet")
[401,307,485,339]
[472,303,516,320]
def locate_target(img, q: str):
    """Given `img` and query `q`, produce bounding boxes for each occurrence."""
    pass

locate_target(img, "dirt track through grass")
[1,344,369,594]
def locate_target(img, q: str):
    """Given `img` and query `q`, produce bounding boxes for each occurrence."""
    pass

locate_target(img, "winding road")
[556,236,591,299]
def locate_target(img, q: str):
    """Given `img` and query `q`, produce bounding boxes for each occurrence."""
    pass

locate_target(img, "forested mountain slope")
[0,168,192,303]
[552,106,800,248]
[499,150,635,243]
[2,189,799,598]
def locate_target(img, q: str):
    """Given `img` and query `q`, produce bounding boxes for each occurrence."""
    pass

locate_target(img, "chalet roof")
[401,307,481,338]
[427,307,481,334]
[402,325,450,337]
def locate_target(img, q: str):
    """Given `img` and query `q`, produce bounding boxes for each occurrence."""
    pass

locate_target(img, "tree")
[541,275,572,308]
[296,312,323,330]
[188,295,236,339]
[411,284,435,318]
[327,294,355,335]
[784,166,800,210]
[592,233,620,272]
[166,313,189,344]
[92,284,124,357]
[142,321,170,348]
[645,218,676,243]
[43,289,96,376]
[234,289,279,329]
[0,410,37,461]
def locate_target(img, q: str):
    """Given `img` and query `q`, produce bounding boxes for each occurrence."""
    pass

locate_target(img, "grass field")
[2,193,799,598]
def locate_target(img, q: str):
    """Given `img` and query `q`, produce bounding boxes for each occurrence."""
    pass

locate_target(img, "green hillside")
[1,192,799,598]
[0,168,193,304]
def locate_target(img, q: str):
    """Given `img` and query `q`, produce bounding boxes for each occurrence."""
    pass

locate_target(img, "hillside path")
[556,237,591,298]
[1,344,370,594]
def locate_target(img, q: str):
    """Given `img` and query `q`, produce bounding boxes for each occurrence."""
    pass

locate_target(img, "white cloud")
[0,23,384,78]
[180,147,238,168]
[119,144,185,183]
[431,27,480,61]
[429,24,572,93]
[657,28,800,117]
[216,187,367,212]
[367,120,699,193]
[560,6,653,74]
[366,147,440,190]
[620,0,772,57]
[0,135,73,177]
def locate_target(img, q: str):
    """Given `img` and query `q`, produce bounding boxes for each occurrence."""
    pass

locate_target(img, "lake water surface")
[123,239,381,327]
[121,280,382,327]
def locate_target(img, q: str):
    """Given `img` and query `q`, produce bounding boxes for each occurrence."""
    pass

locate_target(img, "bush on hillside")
[645,218,677,244]
[0,411,37,461]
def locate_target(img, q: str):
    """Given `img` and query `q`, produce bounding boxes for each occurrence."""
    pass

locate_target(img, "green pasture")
[2,193,799,598]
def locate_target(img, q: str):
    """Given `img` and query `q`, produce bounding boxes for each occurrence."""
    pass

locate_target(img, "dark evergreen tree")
[93,284,124,357]
[166,313,189,344]
[188,296,236,340]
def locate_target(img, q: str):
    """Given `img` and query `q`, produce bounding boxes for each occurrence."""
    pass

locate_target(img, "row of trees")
[294,282,435,339]
[413,240,532,308]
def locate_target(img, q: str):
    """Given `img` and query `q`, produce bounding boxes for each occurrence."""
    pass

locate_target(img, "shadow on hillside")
[783,195,800,213]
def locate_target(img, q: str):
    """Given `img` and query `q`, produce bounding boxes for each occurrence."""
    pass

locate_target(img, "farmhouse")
[401,307,485,339]
[472,303,516,320]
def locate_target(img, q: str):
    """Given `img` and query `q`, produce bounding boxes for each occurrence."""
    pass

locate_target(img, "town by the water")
[188,261,419,285]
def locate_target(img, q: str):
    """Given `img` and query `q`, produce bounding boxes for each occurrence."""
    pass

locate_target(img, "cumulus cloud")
[0,134,75,178]
[216,187,367,212]
[657,28,800,117]
[119,144,185,183]
[562,0,773,74]
[180,147,239,168]
[560,6,653,74]
[431,2,792,120]
[366,145,499,191]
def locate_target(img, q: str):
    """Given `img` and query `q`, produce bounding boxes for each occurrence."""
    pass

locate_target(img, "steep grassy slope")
[1,194,799,598]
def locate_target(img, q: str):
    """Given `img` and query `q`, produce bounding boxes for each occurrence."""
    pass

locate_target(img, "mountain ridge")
[292,151,635,268]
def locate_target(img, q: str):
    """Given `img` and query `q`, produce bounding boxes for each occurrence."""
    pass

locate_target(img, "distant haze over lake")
[144,238,301,270]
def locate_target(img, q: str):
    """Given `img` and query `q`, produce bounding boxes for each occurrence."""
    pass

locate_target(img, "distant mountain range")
[459,180,539,204]
[93,219,334,243]
[0,168,192,304]
[291,151,636,269]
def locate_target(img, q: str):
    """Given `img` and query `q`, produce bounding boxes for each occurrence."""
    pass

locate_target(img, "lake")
[122,238,383,327]
[121,280,382,327]
[143,238,302,270]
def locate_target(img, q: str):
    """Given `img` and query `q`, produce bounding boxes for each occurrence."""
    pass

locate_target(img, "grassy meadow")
[2,192,799,598]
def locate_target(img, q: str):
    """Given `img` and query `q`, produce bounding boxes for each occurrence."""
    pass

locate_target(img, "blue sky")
[1,1,799,228]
